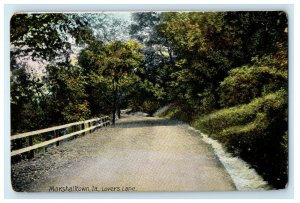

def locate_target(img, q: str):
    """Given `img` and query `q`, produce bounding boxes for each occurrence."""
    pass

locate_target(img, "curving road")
[11,115,236,192]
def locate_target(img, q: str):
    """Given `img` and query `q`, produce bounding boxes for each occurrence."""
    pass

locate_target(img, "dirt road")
[12,115,236,192]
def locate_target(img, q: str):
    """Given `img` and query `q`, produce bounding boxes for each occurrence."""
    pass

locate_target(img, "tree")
[222,12,288,63]
[155,11,288,115]
[129,12,174,110]
[155,12,236,114]
[79,40,144,124]
[45,64,90,124]
[10,13,93,65]
[11,65,46,134]
[86,13,131,42]
[10,13,94,133]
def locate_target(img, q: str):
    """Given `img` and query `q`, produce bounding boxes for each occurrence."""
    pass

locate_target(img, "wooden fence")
[11,116,110,157]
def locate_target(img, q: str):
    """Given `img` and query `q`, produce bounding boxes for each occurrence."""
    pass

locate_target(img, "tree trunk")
[112,78,117,125]
[118,107,121,119]
[116,86,121,119]
[112,108,116,125]
[112,92,117,125]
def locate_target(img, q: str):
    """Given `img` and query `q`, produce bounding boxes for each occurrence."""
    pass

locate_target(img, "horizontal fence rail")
[11,116,110,157]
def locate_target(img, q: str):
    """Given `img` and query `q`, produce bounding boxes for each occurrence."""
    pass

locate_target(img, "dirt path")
[12,115,236,192]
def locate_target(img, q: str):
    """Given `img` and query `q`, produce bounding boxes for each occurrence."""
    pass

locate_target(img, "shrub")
[220,65,287,107]
[156,103,196,122]
[62,100,91,123]
[193,99,259,135]
[194,89,288,188]
[140,100,160,115]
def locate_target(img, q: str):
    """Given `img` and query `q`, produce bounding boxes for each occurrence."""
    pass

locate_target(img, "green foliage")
[10,13,94,133]
[45,64,89,124]
[194,104,256,135]
[62,100,91,122]
[222,12,288,61]
[195,89,287,134]
[10,67,47,134]
[156,12,241,112]
[130,12,162,45]
[127,79,167,114]
[130,12,175,110]
[193,89,288,188]
[10,13,92,64]
[155,103,197,123]
[140,80,166,100]
[78,40,144,123]
[140,100,160,114]
[220,65,287,107]
[156,11,287,114]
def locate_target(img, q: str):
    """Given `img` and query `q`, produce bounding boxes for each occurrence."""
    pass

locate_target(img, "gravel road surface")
[11,115,236,192]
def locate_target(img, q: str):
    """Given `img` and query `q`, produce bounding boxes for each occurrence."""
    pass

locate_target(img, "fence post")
[28,136,34,158]
[54,130,59,146]
[82,123,85,136]
[88,121,90,133]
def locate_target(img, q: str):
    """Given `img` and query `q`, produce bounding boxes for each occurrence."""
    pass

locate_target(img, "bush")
[193,89,288,188]
[220,65,287,107]
[155,103,197,122]
[62,100,91,123]
[140,100,160,115]
[194,104,257,135]
[195,90,286,132]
